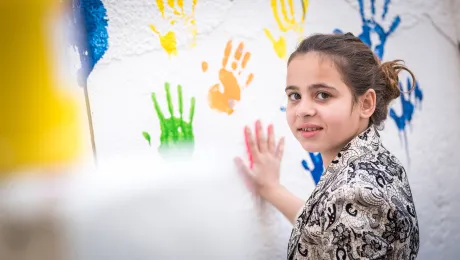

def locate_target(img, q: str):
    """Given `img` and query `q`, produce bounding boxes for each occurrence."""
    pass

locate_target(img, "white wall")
[69,0,460,259]
[452,0,460,44]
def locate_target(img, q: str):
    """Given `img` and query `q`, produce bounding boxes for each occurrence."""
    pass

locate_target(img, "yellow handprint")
[264,0,309,59]
[150,0,198,56]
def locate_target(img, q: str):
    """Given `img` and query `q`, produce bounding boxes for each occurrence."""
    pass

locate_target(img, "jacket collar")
[320,125,381,182]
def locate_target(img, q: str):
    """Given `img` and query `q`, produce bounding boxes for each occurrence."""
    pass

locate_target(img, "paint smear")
[70,0,109,86]
[389,78,423,164]
[150,0,198,56]
[264,0,308,59]
[244,127,254,169]
[143,82,196,158]
[203,40,254,115]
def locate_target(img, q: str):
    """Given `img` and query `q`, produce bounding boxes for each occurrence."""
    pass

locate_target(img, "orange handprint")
[264,0,309,59]
[150,0,198,56]
[202,40,254,115]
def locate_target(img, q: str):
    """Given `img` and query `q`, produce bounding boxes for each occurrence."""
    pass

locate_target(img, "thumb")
[234,157,255,192]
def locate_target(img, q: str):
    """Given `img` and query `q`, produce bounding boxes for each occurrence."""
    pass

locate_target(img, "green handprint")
[143,82,196,157]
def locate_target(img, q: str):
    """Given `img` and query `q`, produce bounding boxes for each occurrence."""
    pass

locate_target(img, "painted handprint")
[264,0,309,59]
[389,78,423,163]
[143,82,196,157]
[149,0,198,56]
[202,40,254,115]
[333,0,400,60]
[302,152,323,185]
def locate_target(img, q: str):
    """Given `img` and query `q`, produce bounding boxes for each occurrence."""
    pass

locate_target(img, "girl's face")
[285,52,372,155]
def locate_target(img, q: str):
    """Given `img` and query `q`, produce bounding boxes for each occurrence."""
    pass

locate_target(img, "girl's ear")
[359,89,376,119]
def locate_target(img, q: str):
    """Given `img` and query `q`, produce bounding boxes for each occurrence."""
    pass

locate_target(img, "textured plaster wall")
[67,0,460,259]
[452,0,460,45]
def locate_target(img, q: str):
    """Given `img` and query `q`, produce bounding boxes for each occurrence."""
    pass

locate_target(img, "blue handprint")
[68,0,109,86]
[302,152,324,185]
[333,0,400,60]
[389,78,423,164]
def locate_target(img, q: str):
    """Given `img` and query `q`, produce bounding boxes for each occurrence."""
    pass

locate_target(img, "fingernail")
[268,124,273,132]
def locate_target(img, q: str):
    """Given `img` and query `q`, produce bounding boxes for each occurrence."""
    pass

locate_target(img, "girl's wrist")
[260,184,286,203]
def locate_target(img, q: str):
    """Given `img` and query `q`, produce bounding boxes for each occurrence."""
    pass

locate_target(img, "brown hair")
[288,33,416,129]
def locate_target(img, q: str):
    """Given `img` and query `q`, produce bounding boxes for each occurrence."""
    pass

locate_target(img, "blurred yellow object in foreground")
[0,0,82,176]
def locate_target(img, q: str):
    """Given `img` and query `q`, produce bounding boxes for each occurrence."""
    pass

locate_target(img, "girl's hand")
[234,120,285,200]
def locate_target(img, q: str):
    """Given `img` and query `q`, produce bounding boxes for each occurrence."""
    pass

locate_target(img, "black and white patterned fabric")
[287,126,419,260]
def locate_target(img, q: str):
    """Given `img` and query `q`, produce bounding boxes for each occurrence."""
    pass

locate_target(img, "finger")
[167,0,174,9]
[234,157,252,177]
[271,0,288,32]
[279,0,289,25]
[301,159,310,171]
[358,0,365,20]
[177,84,185,131]
[287,0,295,19]
[234,42,244,61]
[156,0,165,17]
[165,82,174,117]
[178,84,183,120]
[245,73,254,88]
[245,125,259,161]
[151,92,165,122]
[382,0,390,19]
[189,97,196,124]
[142,132,151,146]
[191,0,197,12]
[371,0,376,15]
[267,124,275,153]
[222,40,232,68]
[164,82,177,135]
[176,0,184,13]
[263,28,276,42]
[149,24,161,35]
[241,52,251,69]
[255,121,265,151]
[275,137,285,159]
[244,130,254,169]
[301,0,308,22]
[256,120,268,153]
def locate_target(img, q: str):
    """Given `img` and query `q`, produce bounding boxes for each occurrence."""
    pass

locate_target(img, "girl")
[235,33,419,259]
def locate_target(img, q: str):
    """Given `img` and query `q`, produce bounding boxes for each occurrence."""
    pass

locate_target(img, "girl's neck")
[321,123,371,171]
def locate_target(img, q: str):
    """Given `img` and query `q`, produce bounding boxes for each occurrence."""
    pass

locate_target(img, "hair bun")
[380,60,416,100]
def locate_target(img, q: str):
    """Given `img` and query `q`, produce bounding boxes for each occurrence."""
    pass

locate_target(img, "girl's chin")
[300,142,323,153]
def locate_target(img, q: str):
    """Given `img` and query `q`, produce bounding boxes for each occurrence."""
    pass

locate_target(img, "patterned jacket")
[287,126,419,259]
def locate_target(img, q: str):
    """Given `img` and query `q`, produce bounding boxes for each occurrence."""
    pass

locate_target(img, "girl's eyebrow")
[285,83,337,93]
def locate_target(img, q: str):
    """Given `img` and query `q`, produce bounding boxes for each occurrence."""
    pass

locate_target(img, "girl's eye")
[316,92,331,100]
[288,93,301,101]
